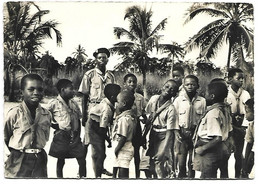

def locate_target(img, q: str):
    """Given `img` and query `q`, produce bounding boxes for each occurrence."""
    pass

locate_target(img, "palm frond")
[201,26,229,59]
[113,27,137,41]
[184,8,229,24]
[150,18,167,36]
[185,19,227,52]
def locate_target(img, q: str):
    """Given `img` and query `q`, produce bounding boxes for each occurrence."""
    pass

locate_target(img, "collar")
[229,86,243,98]
[182,91,200,102]
[57,95,72,112]
[116,109,133,119]
[206,102,226,111]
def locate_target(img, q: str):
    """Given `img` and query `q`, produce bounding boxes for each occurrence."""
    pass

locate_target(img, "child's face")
[205,88,214,106]
[116,93,126,112]
[124,76,137,92]
[22,79,44,106]
[96,53,108,68]
[183,78,199,94]
[172,70,183,86]
[62,84,75,99]
[230,72,244,88]
[161,81,178,99]
[245,105,254,121]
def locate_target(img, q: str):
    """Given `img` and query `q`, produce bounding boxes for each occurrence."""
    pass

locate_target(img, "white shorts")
[114,141,134,168]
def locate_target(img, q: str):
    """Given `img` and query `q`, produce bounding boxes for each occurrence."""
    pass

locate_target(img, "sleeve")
[4,110,16,146]
[145,96,156,115]
[46,100,57,123]
[116,117,129,138]
[78,73,91,95]
[245,123,254,143]
[206,111,222,137]
[74,101,82,119]
[100,108,112,128]
[166,105,179,130]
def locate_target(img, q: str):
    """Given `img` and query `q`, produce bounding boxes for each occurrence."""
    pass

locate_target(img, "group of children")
[4,67,254,179]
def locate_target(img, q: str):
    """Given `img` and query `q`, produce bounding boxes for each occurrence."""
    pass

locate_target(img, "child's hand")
[175,131,182,143]
[153,152,166,162]
[107,141,112,148]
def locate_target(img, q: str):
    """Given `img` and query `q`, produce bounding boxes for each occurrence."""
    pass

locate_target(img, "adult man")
[78,47,115,177]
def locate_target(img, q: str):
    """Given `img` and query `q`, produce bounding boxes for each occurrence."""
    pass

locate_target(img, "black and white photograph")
[2,0,256,181]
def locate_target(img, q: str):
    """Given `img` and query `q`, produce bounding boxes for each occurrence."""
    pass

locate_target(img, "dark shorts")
[49,130,85,159]
[5,149,47,178]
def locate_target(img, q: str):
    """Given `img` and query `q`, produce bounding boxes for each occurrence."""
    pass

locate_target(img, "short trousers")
[114,141,134,168]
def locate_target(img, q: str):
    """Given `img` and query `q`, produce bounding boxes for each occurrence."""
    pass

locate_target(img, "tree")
[4,2,62,101]
[110,5,167,99]
[184,3,253,70]
[158,41,185,76]
[72,44,88,69]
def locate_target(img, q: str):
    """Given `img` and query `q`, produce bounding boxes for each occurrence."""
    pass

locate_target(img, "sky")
[28,0,252,70]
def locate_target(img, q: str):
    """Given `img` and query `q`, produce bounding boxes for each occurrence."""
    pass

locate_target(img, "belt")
[152,127,167,132]
[20,148,42,154]
[89,100,101,104]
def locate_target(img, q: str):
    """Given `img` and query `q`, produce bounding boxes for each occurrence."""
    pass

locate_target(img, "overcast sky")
[32,0,250,70]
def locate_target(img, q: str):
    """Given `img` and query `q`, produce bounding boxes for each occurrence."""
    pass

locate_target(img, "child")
[172,66,184,88]
[85,83,121,178]
[4,74,52,178]
[173,75,206,178]
[226,68,250,178]
[123,73,146,178]
[47,79,86,178]
[145,79,179,178]
[193,82,233,178]
[242,98,254,178]
[112,90,136,179]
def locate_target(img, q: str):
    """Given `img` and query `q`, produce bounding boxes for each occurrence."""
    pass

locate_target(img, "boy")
[85,83,121,178]
[226,68,250,178]
[172,66,184,88]
[145,79,180,178]
[173,75,206,178]
[4,74,52,178]
[193,82,233,178]
[242,98,254,178]
[123,73,146,178]
[47,79,86,178]
[78,48,115,176]
[112,90,136,178]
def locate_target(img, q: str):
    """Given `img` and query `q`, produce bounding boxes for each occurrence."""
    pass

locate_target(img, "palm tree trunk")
[170,55,175,77]
[227,42,232,70]
[142,71,147,100]
[9,67,16,102]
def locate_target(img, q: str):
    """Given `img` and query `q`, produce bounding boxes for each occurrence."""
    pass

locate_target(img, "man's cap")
[93,48,110,58]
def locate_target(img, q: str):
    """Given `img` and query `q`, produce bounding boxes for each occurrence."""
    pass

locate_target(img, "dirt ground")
[3,98,254,179]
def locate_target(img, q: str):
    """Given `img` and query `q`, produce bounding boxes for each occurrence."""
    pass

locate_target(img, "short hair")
[210,78,227,86]
[104,84,121,99]
[207,82,228,102]
[123,73,137,82]
[21,73,43,90]
[56,79,72,93]
[228,68,243,78]
[118,90,135,109]
[184,75,199,85]
[245,98,254,112]
[172,66,184,76]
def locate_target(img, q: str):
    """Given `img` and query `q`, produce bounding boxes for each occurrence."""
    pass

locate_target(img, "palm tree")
[110,5,167,99]
[4,2,62,101]
[158,41,185,76]
[72,44,88,71]
[184,3,253,70]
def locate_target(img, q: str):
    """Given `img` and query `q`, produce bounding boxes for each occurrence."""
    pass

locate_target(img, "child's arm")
[153,130,173,161]
[81,94,89,126]
[195,136,222,155]
[115,135,127,157]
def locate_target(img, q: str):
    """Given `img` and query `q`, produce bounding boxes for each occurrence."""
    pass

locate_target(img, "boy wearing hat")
[78,47,115,176]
